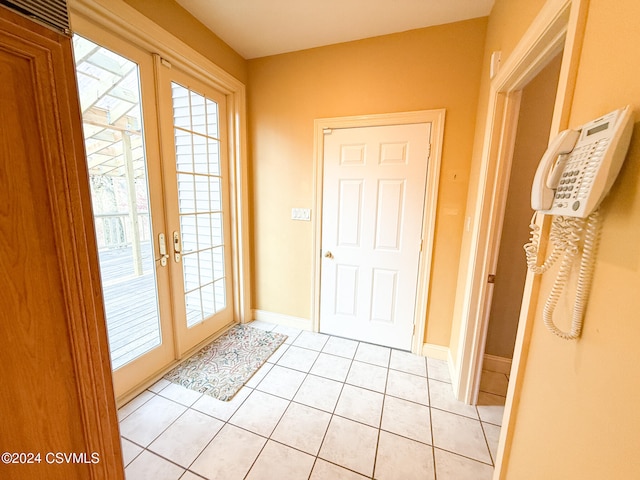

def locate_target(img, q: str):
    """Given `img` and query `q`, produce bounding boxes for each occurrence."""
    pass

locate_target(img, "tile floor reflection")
[119,321,506,479]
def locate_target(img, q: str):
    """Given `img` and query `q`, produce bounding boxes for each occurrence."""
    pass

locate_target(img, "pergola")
[74,34,150,276]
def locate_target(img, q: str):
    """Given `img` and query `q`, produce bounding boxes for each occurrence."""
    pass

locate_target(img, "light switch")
[291,208,311,221]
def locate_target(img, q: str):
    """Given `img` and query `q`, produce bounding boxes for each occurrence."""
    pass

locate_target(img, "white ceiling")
[175,0,495,59]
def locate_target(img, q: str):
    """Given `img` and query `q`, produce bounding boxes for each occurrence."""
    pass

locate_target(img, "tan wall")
[502,0,640,477]
[485,53,561,359]
[122,0,247,83]
[247,18,487,345]
[449,0,548,364]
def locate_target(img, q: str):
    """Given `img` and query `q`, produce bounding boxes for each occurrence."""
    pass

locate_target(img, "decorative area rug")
[164,324,287,401]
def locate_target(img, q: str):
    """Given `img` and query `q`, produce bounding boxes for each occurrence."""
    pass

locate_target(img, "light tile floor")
[119,321,506,479]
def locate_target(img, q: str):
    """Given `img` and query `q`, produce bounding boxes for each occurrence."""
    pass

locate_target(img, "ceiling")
[175,0,495,59]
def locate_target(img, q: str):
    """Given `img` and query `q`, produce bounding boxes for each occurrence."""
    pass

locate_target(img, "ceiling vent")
[1,0,70,35]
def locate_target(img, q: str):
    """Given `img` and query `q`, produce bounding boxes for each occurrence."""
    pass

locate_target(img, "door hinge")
[427,142,432,159]
[419,238,424,252]
[488,274,496,284]
[323,128,332,135]
[160,57,172,69]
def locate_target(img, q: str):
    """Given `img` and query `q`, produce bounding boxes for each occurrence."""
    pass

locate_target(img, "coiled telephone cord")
[524,210,602,340]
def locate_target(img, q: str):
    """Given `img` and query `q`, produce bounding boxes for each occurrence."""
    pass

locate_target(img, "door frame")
[451,0,588,476]
[312,110,445,354]
[70,0,251,325]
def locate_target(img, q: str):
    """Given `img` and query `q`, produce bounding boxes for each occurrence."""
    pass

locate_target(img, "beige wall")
[449,0,548,363]
[501,0,640,477]
[247,18,487,345]
[485,53,561,359]
[122,0,247,83]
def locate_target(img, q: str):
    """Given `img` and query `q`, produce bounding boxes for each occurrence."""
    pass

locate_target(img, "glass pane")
[190,91,206,136]
[74,35,162,370]
[209,177,222,212]
[214,279,226,312]
[193,134,208,174]
[185,290,203,327]
[197,213,213,249]
[182,252,200,291]
[195,175,210,212]
[171,82,227,327]
[172,83,191,130]
[208,139,220,176]
[179,215,197,254]
[206,99,219,138]
[212,246,225,280]
[211,213,223,246]
[177,174,195,213]
[199,250,214,282]
[201,283,215,318]
[175,129,193,172]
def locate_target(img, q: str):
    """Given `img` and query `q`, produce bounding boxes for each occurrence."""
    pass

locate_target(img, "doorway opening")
[479,53,563,401]
[312,110,445,355]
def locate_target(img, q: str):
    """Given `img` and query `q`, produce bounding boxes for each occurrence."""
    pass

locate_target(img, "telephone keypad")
[554,137,609,205]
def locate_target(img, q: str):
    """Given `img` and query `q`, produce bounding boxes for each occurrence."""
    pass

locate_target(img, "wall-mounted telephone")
[525,106,634,339]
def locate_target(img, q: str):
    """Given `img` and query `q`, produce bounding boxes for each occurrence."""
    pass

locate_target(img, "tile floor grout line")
[425,355,438,480]
[120,325,499,479]
[433,445,496,467]
[478,418,496,467]
[312,351,361,478]
[125,399,496,476]
[118,390,157,422]
[280,339,353,478]
[181,385,256,475]
[249,341,323,478]
[241,428,271,480]
[369,355,392,479]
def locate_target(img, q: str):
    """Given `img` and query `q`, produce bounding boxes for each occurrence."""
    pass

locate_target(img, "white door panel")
[320,123,431,349]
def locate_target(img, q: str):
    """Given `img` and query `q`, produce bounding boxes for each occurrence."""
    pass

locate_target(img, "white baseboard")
[422,343,450,360]
[252,309,312,331]
[448,348,459,391]
[483,354,512,375]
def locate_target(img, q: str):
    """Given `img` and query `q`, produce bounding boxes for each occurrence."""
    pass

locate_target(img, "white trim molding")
[311,110,446,356]
[422,343,450,361]
[252,310,313,331]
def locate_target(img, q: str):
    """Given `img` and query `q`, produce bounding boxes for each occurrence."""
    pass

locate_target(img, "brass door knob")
[324,251,334,259]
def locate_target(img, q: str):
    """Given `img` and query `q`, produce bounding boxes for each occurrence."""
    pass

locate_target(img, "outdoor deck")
[98,242,161,370]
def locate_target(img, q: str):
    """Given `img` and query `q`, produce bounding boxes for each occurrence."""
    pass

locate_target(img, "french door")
[156,62,234,354]
[73,27,233,398]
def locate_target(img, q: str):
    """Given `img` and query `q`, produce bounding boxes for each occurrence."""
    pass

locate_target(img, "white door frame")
[312,110,445,355]
[451,0,588,477]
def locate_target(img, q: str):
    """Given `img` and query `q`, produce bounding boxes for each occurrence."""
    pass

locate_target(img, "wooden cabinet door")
[0,6,123,480]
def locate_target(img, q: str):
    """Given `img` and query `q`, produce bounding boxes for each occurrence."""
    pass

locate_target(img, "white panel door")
[320,123,431,350]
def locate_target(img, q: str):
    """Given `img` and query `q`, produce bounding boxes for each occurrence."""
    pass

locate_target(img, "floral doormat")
[163,324,287,401]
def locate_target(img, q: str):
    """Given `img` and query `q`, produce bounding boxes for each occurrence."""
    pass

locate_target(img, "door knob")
[324,251,334,259]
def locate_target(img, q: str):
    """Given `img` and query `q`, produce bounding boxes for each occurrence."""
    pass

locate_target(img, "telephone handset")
[525,106,634,339]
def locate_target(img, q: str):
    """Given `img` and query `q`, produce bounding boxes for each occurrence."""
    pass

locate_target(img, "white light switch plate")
[291,208,311,221]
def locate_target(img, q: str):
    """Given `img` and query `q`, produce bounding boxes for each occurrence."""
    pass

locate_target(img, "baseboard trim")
[422,343,449,360]
[252,309,312,331]
[483,354,512,375]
